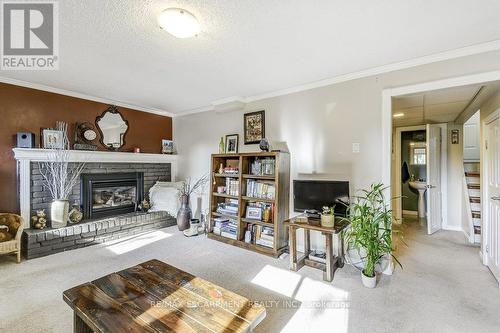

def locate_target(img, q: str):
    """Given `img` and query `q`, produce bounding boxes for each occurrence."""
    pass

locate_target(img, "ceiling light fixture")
[158,8,200,38]
[393,113,405,118]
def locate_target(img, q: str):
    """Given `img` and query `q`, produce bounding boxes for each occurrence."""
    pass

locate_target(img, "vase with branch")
[177,175,209,231]
[39,122,86,228]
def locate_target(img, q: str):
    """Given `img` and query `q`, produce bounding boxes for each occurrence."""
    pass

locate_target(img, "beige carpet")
[1,216,499,333]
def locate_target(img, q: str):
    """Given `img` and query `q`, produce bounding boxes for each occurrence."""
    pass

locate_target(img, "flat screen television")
[293,180,350,217]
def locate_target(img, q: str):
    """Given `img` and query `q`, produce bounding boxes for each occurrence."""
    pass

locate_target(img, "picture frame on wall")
[161,139,174,154]
[244,110,265,144]
[451,129,459,144]
[225,134,239,154]
[42,129,64,149]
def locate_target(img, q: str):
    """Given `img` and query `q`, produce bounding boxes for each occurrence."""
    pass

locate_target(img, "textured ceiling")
[392,82,500,127]
[2,0,500,115]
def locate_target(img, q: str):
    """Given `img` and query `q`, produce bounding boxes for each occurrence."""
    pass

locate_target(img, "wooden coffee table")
[63,259,266,333]
[284,214,350,282]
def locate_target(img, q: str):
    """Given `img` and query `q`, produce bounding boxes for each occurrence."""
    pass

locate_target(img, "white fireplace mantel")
[13,148,178,227]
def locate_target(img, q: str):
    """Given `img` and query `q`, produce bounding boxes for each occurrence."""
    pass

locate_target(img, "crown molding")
[0,76,174,117]
[175,39,500,117]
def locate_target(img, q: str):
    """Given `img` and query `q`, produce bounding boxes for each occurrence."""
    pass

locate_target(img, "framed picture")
[162,139,174,154]
[225,134,239,154]
[42,129,64,149]
[244,110,265,144]
[451,129,459,144]
[246,206,262,220]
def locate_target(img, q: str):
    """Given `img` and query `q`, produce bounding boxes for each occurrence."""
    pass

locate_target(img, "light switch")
[352,143,360,153]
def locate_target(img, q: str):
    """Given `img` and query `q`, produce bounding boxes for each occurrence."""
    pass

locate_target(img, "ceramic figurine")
[32,210,47,229]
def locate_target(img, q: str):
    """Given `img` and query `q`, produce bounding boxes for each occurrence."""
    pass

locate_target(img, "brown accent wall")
[0,82,173,213]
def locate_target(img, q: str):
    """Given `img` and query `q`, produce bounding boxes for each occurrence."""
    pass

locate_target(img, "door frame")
[382,70,500,258]
[393,124,448,226]
[393,125,426,222]
[481,107,500,266]
[382,70,500,190]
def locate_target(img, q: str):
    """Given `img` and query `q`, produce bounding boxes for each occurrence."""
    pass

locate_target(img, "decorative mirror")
[96,106,129,151]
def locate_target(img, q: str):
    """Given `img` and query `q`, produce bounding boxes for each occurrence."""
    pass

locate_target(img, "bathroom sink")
[408,181,427,218]
[409,181,427,190]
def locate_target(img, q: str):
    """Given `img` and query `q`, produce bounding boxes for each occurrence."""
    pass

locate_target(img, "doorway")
[383,73,500,284]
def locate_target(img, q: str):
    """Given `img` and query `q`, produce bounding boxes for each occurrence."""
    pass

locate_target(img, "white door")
[486,117,500,282]
[464,111,481,161]
[426,124,442,234]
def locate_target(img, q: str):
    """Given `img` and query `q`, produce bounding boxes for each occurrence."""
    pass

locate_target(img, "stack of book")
[216,199,239,216]
[220,219,238,240]
[246,180,275,200]
[225,178,239,196]
[246,224,274,248]
[212,217,228,235]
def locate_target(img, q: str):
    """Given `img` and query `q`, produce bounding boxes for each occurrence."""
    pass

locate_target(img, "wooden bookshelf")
[208,152,290,257]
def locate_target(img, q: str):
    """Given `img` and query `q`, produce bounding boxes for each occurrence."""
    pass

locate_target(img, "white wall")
[446,123,464,230]
[174,50,500,251]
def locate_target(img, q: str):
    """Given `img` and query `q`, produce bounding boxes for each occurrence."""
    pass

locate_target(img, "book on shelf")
[213,217,238,239]
[225,177,239,196]
[246,179,275,200]
[216,199,239,216]
[246,223,274,248]
[250,158,275,176]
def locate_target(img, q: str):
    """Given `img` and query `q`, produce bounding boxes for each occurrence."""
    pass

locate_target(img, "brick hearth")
[22,211,175,259]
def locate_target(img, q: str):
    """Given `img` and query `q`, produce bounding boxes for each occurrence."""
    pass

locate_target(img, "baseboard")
[442,224,463,232]
[402,210,418,216]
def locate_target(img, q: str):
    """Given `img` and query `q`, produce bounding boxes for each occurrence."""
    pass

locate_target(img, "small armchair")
[0,213,24,263]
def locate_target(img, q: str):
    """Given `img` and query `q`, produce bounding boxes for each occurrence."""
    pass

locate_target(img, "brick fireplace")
[13,148,178,259]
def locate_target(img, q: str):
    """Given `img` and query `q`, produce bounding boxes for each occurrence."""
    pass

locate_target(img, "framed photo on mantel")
[244,110,265,144]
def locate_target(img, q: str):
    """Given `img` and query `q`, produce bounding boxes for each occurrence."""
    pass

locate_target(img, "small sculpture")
[31,210,47,229]
[68,207,83,224]
[139,199,151,212]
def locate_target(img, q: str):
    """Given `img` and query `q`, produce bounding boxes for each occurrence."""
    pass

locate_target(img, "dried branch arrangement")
[39,121,86,201]
[179,174,209,197]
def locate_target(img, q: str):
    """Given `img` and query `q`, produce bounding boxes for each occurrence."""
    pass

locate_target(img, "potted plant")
[345,183,401,288]
[39,122,86,228]
[320,206,335,227]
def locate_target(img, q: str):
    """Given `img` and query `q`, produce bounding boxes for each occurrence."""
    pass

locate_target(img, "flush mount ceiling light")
[158,8,200,38]
[393,113,405,118]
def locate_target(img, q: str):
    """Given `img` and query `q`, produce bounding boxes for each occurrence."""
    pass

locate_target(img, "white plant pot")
[320,214,335,227]
[51,200,69,228]
[361,271,377,288]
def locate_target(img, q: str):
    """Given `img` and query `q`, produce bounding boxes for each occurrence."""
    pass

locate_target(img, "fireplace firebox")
[81,172,144,220]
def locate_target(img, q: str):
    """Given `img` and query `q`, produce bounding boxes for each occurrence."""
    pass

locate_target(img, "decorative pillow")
[148,181,182,216]
[0,214,21,238]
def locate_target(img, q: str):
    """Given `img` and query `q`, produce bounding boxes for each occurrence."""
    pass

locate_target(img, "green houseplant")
[345,183,401,288]
[320,205,335,227]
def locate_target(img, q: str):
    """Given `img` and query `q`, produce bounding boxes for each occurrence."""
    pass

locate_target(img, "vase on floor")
[177,194,192,231]
[51,200,69,228]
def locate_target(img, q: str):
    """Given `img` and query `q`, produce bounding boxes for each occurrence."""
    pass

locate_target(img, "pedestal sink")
[409,181,427,218]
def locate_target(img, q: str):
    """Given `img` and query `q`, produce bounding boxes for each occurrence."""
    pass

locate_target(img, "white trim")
[481,108,500,265]
[177,40,500,116]
[437,123,448,231]
[13,148,178,227]
[393,125,426,221]
[12,148,178,164]
[383,70,500,265]
[0,76,174,117]
[442,225,463,232]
